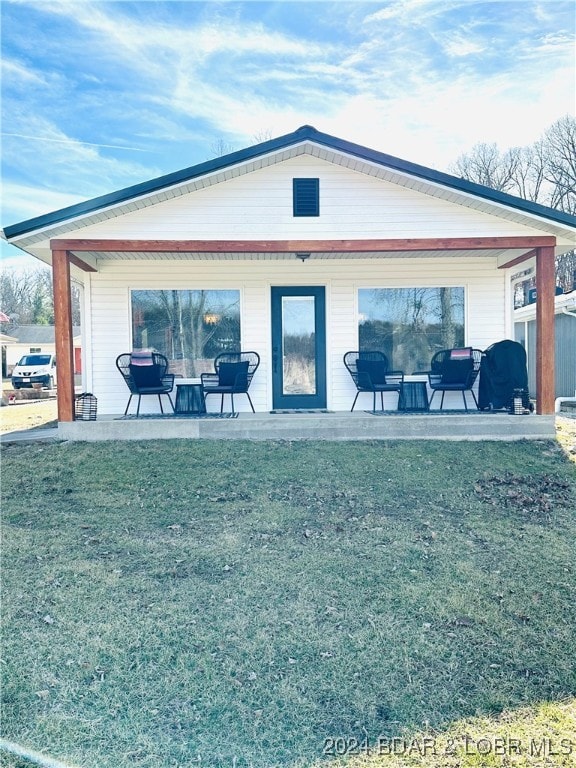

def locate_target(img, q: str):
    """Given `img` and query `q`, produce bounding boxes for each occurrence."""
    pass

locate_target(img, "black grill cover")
[478,340,530,410]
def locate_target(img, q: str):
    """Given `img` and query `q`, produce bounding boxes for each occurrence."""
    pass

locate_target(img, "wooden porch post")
[535,246,556,414]
[52,249,75,422]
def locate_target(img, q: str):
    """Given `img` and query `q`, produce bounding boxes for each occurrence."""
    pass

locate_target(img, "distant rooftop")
[5,325,81,343]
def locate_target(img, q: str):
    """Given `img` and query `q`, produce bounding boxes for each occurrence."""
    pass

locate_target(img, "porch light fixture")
[295,252,310,262]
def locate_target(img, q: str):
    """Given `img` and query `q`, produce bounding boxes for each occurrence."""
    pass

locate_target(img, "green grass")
[1,438,575,768]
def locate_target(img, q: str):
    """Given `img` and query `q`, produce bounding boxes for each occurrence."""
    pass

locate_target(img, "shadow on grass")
[1,438,575,767]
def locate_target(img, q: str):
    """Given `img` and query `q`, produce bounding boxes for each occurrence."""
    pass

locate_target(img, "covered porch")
[51,235,558,429]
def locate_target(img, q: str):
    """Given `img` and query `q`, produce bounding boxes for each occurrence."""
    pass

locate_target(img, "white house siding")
[90,257,505,415]
[70,155,550,242]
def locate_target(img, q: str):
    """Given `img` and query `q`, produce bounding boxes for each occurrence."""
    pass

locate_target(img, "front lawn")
[1,438,575,768]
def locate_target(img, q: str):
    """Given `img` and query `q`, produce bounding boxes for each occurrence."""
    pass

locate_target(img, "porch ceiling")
[67,247,530,262]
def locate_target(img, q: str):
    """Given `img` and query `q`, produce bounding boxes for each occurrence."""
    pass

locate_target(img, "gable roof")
[3,125,576,242]
[8,325,81,343]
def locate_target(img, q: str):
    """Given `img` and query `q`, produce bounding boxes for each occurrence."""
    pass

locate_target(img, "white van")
[11,353,57,389]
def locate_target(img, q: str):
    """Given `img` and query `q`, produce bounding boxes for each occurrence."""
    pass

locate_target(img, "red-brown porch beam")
[68,253,98,272]
[50,236,556,253]
[535,246,556,415]
[497,248,538,269]
[52,249,75,423]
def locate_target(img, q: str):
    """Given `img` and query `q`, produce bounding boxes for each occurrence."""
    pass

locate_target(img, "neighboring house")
[0,332,18,379]
[1,125,575,422]
[2,325,81,376]
[514,290,576,399]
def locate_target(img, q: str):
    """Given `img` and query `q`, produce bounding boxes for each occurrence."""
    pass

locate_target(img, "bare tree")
[542,115,576,215]
[209,130,273,160]
[507,145,546,202]
[209,138,237,158]
[0,268,52,326]
[451,115,576,291]
[0,267,81,327]
[252,129,273,144]
[555,249,576,291]
[452,142,520,192]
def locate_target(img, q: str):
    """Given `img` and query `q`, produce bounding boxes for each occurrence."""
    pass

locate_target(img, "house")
[1,324,81,377]
[2,125,575,433]
[514,290,576,401]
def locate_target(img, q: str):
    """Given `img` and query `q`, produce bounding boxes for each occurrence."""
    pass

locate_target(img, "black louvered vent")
[293,178,319,216]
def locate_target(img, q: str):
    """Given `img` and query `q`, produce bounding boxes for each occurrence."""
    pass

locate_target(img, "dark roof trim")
[3,124,576,240]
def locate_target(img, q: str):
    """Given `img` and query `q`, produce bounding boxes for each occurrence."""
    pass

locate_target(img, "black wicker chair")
[427,347,482,410]
[116,352,175,416]
[343,351,404,411]
[201,351,260,414]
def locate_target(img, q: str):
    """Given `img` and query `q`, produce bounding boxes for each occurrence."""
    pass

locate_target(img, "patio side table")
[398,381,429,412]
[174,379,206,415]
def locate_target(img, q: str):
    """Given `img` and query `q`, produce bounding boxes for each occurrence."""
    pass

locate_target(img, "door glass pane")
[282,296,316,395]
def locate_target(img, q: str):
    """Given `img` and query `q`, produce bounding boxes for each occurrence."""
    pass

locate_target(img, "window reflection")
[131,289,241,377]
[282,296,316,395]
[358,287,465,373]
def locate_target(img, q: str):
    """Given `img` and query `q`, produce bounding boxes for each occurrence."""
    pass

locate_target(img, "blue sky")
[1,0,574,266]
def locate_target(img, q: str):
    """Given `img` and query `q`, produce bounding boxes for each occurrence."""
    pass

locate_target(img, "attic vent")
[293,178,319,217]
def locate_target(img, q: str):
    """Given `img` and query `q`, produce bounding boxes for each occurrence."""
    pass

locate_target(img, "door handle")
[272,346,279,374]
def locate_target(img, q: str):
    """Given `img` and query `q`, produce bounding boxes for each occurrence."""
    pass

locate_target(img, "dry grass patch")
[556,416,576,463]
[0,399,57,433]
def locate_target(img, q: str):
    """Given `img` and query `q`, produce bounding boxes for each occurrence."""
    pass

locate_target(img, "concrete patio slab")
[53,411,556,442]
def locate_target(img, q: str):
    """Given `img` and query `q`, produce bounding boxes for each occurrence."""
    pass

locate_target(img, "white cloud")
[35,1,327,73]
[1,181,85,225]
[1,58,47,85]
[442,35,485,57]
[365,0,433,24]
[1,0,574,223]
[2,113,160,197]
